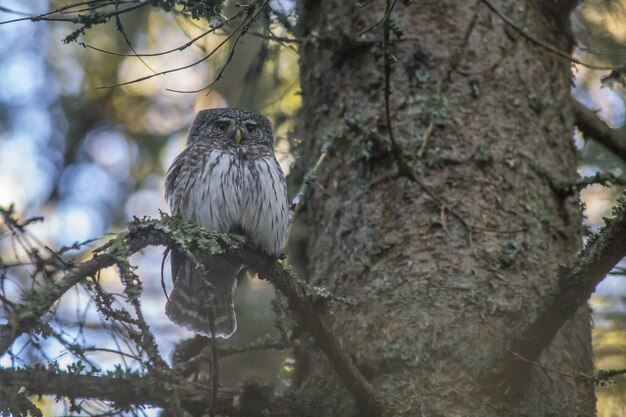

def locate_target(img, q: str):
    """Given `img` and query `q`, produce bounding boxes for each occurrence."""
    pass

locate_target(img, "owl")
[164,108,289,338]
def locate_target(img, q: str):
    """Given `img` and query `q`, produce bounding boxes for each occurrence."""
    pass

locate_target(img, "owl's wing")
[165,149,192,285]
[165,151,187,212]
[169,247,183,284]
[166,253,239,338]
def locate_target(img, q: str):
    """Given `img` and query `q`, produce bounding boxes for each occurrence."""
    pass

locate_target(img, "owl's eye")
[246,124,256,135]
[216,123,227,132]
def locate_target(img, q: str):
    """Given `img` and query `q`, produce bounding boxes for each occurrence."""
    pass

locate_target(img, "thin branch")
[445,0,481,80]
[535,164,626,199]
[97,3,264,91]
[0,5,31,15]
[289,135,335,217]
[175,335,287,377]
[0,367,288,416]
[82,346,142,361]
[0,1,131,22]
[80,10,246,58]
[596,368,626,384]
[167,0,269,94]
[0,1,147,26]
[95,22,242,89]
[114,2,155,73]
[381,0,399,168]
[249,28,301,45]
[574,172,626,190]
[479,0,612,70]
[494,350,626,386]
[572,99,626,166]
[493,193,626,388]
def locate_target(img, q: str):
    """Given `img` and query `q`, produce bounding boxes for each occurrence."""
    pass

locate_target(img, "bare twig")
[167,0,270,94]
[479,0,611,70]
[490,348,626,386]
[114,2,155,73]
[80,10,247,58]
[0,1,147,26]
[0,5,31,15]
[445,0,481,80]
[416,117,434,159]
[97,13,250,89]
[289,135,335,218]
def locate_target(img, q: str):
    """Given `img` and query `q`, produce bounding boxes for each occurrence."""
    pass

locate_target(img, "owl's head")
[187,107,274,151]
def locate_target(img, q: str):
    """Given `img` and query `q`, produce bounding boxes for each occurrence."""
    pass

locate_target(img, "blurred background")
[0,0,625,415]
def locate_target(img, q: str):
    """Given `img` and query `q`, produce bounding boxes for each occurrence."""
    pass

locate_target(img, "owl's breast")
[177,151,288,255]
[184,151,244,232]
[238,156,289,255]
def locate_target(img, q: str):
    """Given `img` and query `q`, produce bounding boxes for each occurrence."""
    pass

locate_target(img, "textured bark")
[294,1,594,416]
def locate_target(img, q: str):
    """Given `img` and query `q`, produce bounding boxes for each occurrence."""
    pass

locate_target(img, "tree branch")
[0,215,383,416]
[595,368,626,385]
[173,335,286,378]
[493,194,626,389]
[0,367,288,416]
[573,98,626,165]
[0,229,159,355]
[212,227,384,416]
[479,0,610,70]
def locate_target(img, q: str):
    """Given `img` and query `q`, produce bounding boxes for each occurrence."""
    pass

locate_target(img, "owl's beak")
[234,128,242,144]
[231,125,250,144]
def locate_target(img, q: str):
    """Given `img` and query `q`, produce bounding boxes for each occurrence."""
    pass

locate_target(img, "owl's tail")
[166,251,240,338]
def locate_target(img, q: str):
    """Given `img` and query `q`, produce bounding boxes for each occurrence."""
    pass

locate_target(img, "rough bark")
[294,0,595,415]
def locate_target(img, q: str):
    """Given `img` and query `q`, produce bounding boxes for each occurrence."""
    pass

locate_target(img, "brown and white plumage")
[165,108,289,338]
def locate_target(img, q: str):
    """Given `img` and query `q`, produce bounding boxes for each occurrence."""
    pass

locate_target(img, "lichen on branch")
[0,212,382,416]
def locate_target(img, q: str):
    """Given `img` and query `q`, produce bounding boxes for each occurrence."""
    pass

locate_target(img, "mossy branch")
[0,214,383,416]
[0,366,288,417]
[573,98,626,165]
[493,193,626,389]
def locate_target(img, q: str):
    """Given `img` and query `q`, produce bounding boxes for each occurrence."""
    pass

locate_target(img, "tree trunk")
[293,0,595,415]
